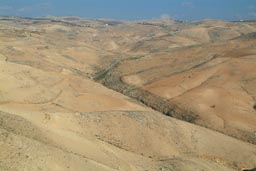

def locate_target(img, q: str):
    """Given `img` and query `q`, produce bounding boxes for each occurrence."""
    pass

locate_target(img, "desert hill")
[0,16,255,171]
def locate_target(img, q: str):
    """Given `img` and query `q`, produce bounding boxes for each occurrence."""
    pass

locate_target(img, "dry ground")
[0,17,255,171]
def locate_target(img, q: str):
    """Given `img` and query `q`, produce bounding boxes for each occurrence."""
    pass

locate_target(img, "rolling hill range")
[0,16,255,171]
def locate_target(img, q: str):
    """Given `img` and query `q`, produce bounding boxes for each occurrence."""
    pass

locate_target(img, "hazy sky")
[0,0,255,21]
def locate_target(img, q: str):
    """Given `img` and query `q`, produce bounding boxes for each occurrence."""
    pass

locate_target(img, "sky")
[0,0,256,21]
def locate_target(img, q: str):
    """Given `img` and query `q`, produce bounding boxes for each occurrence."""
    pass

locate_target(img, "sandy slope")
[0,17,256,171]
[1,58,250,171]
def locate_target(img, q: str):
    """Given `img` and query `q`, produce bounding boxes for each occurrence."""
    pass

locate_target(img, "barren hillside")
[0,16,255,171]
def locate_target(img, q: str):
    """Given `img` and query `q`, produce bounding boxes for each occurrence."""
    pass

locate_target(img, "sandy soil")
[0,17,255,171]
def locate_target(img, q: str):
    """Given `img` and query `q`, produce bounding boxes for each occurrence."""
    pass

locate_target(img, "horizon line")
[0,15,256,23]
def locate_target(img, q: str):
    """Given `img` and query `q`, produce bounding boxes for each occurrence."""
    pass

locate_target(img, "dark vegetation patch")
[243,168,256,171]
[253,104,256,111]
[233,32,256,40]
[211,105,216,108]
